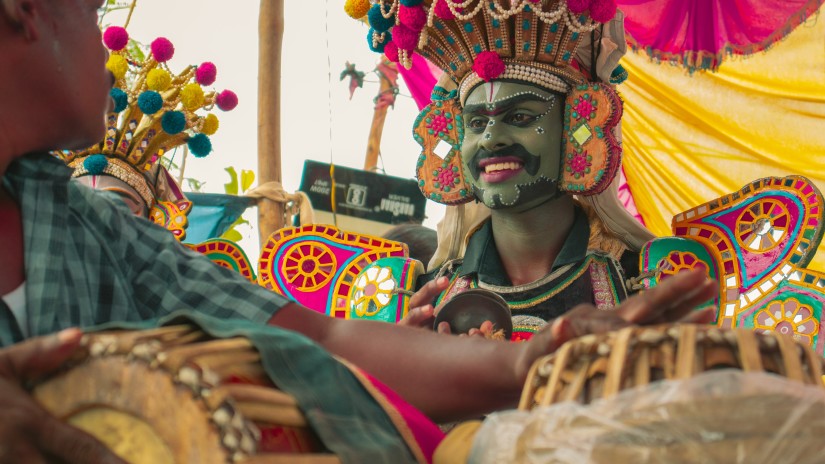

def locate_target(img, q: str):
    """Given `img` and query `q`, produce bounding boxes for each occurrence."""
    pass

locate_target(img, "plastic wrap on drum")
[468,370,825,464]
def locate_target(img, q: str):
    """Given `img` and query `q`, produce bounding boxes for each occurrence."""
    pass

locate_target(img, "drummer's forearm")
[269,302,527,421]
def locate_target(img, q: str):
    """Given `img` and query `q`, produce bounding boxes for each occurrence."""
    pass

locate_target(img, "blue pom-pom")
[367,4,394,32]
[367,29,391,53]
[400,0,423,5]
[187,133,212,158]
[83,154,109,175]
[137,90,163,115]
[110,88,128,113]
[161,111,186,135]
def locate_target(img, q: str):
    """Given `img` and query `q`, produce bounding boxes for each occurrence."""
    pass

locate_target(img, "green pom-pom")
[367,28,391,53]
[367,4,394,32]
[188,133,212,158]
[137,91,163,115]
[161,111,186,135]
[110,88,128,113]
[83,154,109,175]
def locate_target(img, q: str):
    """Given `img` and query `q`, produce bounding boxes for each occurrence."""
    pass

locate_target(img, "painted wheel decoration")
[657,251,708,279]
[754,299,819,346]
[351,266,396,317]
[280,243,336,292]
[736,198,789,253]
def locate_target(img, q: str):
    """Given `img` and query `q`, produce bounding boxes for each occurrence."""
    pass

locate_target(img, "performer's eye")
[466,117,488,132]
[505,112,536,126]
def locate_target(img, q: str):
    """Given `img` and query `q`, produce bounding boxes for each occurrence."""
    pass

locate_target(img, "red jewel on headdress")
[472,51,506,82]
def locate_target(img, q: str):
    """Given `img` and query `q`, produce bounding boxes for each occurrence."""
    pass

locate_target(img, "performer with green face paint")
[366,0,656,340]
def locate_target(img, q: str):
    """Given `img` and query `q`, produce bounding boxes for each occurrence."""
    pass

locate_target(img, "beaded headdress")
[351,0,625,204]
[58,26,238,227]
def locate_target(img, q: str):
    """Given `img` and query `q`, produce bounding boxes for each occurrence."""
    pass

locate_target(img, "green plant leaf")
[240,170,255,193]
[224,167,239,195]
[222,229,243,242]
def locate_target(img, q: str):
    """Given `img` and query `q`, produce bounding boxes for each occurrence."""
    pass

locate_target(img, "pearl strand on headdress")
[459,65,570,104]
[563,9,599,33]
[534,1,566,23]
[487,0,528,20]
[476,90,554,107]
[445,0,486,21]
[379,0,398,19]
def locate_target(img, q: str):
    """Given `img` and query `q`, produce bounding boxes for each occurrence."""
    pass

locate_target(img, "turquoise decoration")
[137,90,163,115]
[110,88,128,113]
[187,133,212,158]
[161,111,186,135]
[83,154,109,175]
[349,257,423,323]
[400,0,423,5]
[367,28,391,53]
[640,176,825,354]
[367,4,394,33]
[610,64,629,84]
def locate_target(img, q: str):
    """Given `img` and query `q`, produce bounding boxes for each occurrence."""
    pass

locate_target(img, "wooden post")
[363,58,398,171]
[257,0,285,245]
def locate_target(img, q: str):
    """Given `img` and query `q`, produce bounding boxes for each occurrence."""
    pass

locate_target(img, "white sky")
[105,1,446,257]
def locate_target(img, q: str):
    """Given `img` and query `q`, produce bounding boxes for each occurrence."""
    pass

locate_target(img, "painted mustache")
[467,144,541,181]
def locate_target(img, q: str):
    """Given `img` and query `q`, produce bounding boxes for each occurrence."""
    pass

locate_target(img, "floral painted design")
[658,251,708,280]
[754,299,819,346]
[351,266,397,317]
[566,152,591,178]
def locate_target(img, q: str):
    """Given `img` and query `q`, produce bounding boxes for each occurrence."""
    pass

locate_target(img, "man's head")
[0,0,111,157]
[460,81,565,210]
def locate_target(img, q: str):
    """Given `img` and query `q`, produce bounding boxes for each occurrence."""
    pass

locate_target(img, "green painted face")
[460,81,565,210]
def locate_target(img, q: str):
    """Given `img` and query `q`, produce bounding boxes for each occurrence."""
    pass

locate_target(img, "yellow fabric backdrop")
[620,9,825,272]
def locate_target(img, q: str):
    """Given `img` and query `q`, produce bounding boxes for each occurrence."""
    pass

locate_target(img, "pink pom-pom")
[103,26,129,51]
[398,4,427,32]
[472,51,505,82]
[150,37,175,62]
[215,90,238,111]
[392,24,418,51]
[196,62,218,86]
[589,0,617,22]
[433,0,456,20]
[567,0,590,14]
[384,40,400,63]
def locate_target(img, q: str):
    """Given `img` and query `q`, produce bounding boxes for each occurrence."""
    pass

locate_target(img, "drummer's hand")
[438,320,495,338]
[0,329,125,464]
[518,269,718,380]
[398,276,450,329]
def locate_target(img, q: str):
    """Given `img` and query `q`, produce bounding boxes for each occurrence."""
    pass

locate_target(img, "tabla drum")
[517,324,825,463]
[33,325,341,464]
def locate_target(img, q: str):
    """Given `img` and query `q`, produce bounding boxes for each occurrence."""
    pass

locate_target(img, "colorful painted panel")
[186,238,256,283]
[348,257,424,323]
[258,225,408,318]
[641,176,825,354]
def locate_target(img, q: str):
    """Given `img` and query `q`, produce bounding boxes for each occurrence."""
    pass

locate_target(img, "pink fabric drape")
[617,0,825,71]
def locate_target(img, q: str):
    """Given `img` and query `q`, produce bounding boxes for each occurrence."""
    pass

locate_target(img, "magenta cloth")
[398,53,441,110]
[618,167,645,225]
[618,0,825,70]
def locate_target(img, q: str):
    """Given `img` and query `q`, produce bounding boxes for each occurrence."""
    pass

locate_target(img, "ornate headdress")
[58,26,238,238]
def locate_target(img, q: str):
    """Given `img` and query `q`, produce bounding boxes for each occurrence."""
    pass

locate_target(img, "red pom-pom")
[589,0,617,22]
[398,4,427,32]
[567,0,590,14]
[392,24,419,51]
[384,40,400,63]
[196,62,217,86]
[215,90,238,111]
[472,51,506,82]
[433,0,457,20]
[103,26,129,51]
[150,37,175,62]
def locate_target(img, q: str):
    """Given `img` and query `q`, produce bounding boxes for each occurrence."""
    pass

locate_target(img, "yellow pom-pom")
[201,114,220,135]
[146,68,172,91]
[106,54,128,81]
[180,83,205,111]
[344,0,370,19]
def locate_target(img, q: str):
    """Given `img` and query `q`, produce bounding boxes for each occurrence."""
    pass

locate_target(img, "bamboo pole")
[257,0,284,245]
[363,58,398,171]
